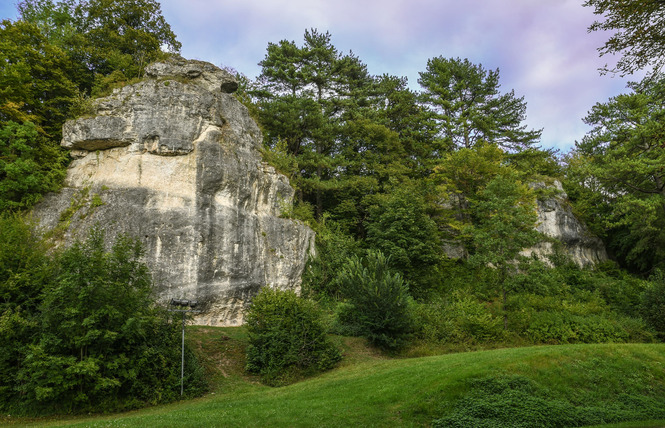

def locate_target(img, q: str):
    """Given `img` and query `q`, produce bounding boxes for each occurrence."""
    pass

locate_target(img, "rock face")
[33,57,314,326]
[523,181,608,267]
[439,181,607,267]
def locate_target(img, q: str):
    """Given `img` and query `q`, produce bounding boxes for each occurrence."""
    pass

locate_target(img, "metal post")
[181,311,185,396]
[168,298,199,398]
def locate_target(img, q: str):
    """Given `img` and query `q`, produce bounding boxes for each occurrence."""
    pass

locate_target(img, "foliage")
[301,218,361,299]
[0,121,67,211]
[466,174,540,329]
[18,0,180,87]
[413,293,504,345]
[245,288,341,386]
[1,225,206,415]
[0,18,78,138]
[418,57,541,151]
[252,29,374,218]
[372,74,439,177]
[259,138,298,180]
[641,270,665,338]
[585,0,665,76]
[525,311,634,344]
[0,214,53,406]
[364,184,442,297]
[335,250,414,351]
[566,75,665,273]
[433,373,665,428]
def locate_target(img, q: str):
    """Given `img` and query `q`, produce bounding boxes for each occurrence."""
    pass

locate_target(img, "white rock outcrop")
[523,181,607,267]
[33,57,314,326]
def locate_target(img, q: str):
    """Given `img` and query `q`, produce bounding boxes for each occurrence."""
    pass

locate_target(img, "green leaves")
[567,76,665,272]
[585,0,665,76]
[0,224,205,414]
[335,250,414,351]
[245,288,341,386]
[418,57,541,152]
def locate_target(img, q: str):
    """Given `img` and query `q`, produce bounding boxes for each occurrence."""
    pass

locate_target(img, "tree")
[253,29,374,218]
[0,122,67,211]
[368,74,439,178]
[585,0,665,76]
[566,75,665,273]
[0,19,78,138]
[418,57,541,152]
[73,0,180,79]
[0,0,181,213]
[467,175,540,329]
[17,0,181,90]
[0,214,53,407]
[17,0,78,47]
[335,250,414,351]
[364,184,442,297]
[13,227,205,414]
[641,270,665,338]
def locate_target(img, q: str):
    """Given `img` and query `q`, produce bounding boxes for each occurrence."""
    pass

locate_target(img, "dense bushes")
[641,270,665,338]
[413,294,504,345]
[245,288,341,386]
[0,218,205,415]
[335,250,414,351]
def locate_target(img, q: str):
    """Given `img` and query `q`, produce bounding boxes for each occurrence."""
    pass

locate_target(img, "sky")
[0,0,643,152]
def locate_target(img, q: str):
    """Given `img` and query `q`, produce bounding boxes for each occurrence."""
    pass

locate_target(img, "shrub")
[413,294,503,345]
[335,250,414,351]
[364,186,442,297]
[245,288,341,386]
[433,373,665,428]
[0,214,53,407]
[3,226,206,415]
[525,311,631,344]
[301,219,361,299]
[641,270,665,337]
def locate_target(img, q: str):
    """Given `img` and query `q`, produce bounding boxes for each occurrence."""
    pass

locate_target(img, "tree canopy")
[566,75,665,273]
[585,0,665,76]
[418,57,541,152]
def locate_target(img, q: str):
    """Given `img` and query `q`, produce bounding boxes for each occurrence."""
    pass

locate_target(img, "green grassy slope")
[4,327,665,428]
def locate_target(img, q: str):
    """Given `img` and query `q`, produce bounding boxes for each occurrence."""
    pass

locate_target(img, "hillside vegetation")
[3,0,665,422]
[3,327,665,427]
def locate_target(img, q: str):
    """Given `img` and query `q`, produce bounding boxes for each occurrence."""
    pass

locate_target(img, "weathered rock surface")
[522,181,608,267]
[439,181,607,267]
[33,57,314,326]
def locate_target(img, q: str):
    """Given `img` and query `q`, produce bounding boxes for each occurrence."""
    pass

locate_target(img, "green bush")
[0,213,53,406]
[301,219,361,299]
[526,311,632,344]
[245,288,341,386]
[413,295,503,345]
[1,225,206,415]
[364,186,443,297]
[641,270,665,337]
[335,250,414,351]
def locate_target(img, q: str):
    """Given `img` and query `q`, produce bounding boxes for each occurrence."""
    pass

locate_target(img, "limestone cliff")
[33,57,314,326]
[440,181,607,267]
[523,181,607,267]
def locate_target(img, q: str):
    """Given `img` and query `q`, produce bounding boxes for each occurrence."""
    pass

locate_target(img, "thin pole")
[181,311,185,396]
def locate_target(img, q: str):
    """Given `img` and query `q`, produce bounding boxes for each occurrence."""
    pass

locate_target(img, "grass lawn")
[3,327,665,427]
